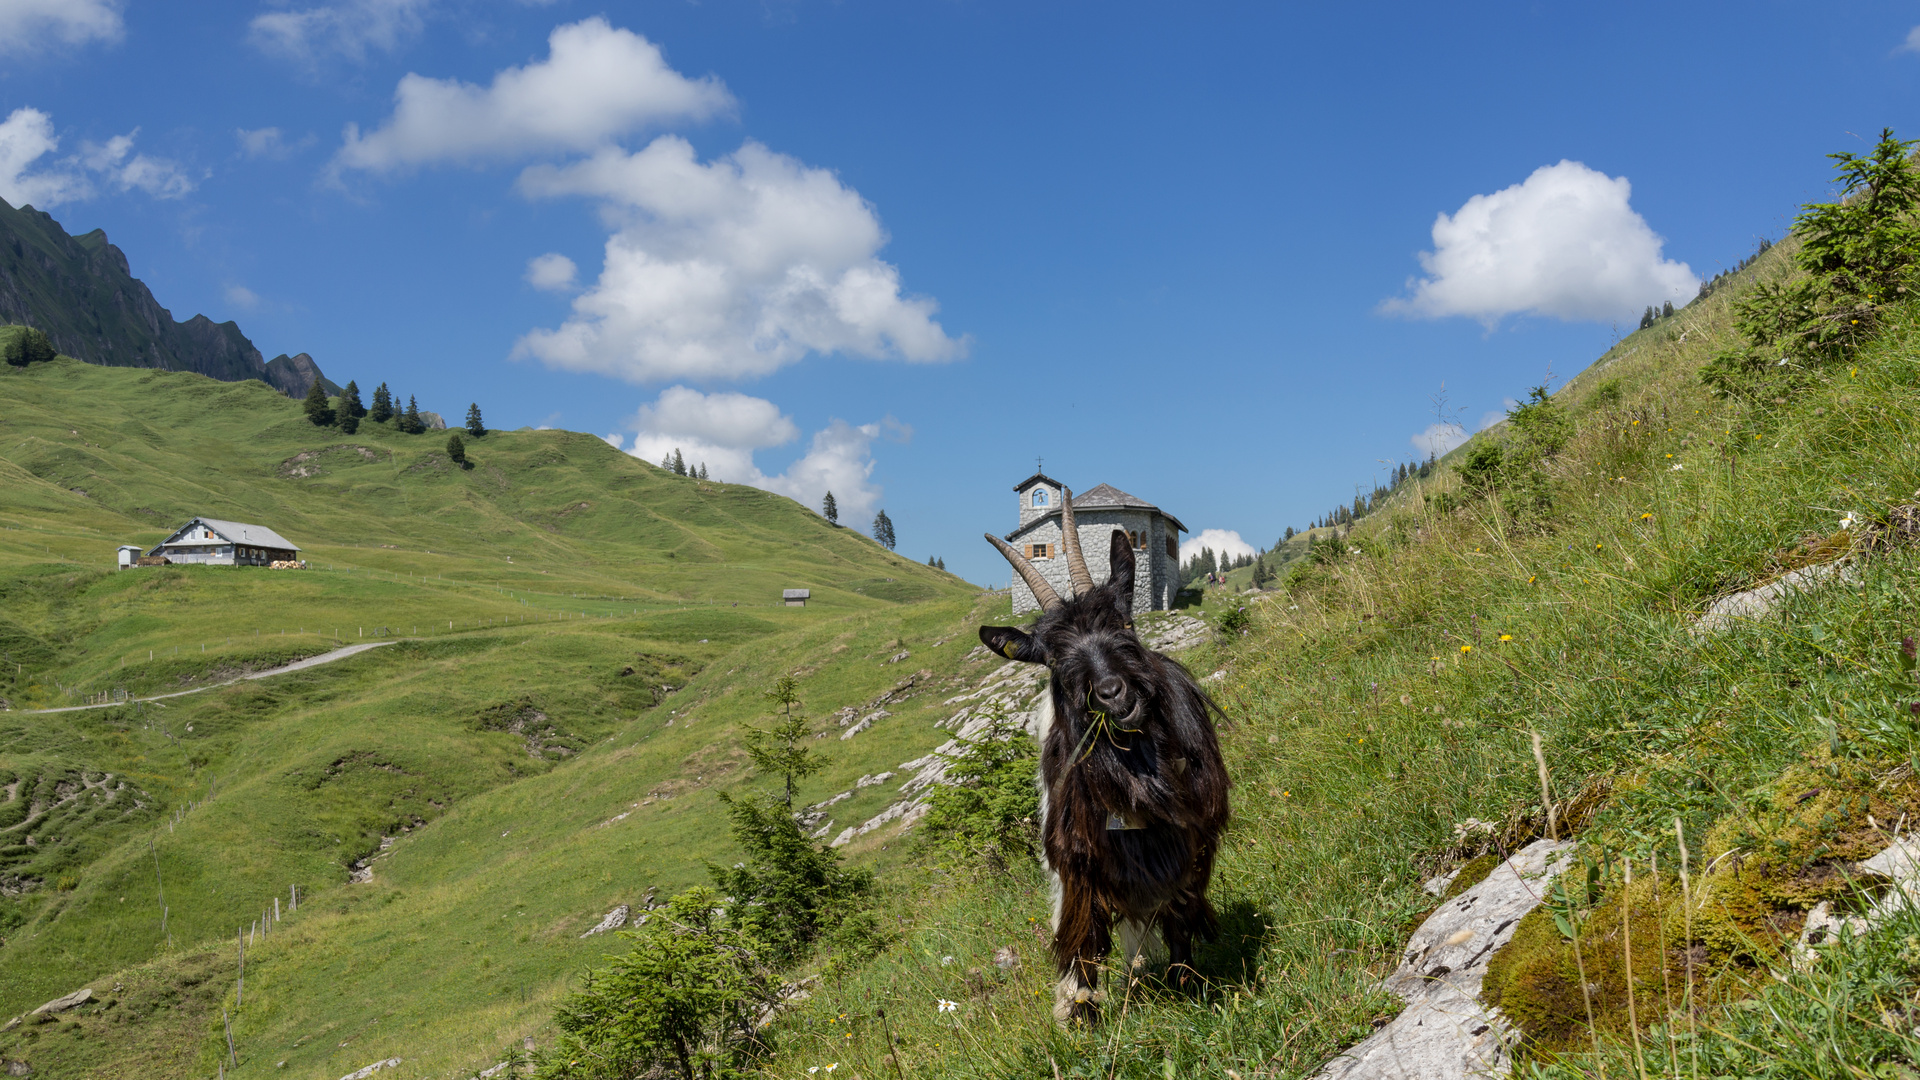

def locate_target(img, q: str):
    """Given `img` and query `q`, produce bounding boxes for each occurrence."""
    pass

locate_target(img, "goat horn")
[984,532,1062,611]
[1058,488,1095,597]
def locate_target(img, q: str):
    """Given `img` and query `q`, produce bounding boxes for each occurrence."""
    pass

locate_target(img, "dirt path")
[25,641,400,714]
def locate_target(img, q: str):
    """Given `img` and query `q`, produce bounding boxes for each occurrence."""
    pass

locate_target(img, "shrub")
[707,792,880,968]
[915,705,1040,872]
[2,327,56,367]
[536,886,773,1080]
[1216,604,1252,637]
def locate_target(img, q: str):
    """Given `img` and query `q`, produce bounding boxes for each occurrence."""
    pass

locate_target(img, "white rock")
[338,1059,401,1080]
[30,987,92,1015]
[1315,839,1574,1080]
[1693,561,1854,635]
[579,904,630,938]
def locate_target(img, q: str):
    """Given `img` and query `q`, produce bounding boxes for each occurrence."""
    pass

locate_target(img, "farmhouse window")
[1027,543,1051,559]
[1166,537,1178,558]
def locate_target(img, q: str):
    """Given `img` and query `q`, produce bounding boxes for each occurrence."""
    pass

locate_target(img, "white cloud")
[514,137,965,382]
[0,108,87,207]
[525,252,577,291]
[619,385,889,524]
[0,0,122,53]
[1383,160,1698,325]
[1411,422,1469,458]
[1903,25,1920,53]
[333,18,732,174]
[1180,529,1257,566]
[226,285,261,309]
[1411,400,1516,458]
[249,0,431,65]
[81,132,195,199]
[236,127,314,160]
[0,109,193,207]
[599,432,623,449]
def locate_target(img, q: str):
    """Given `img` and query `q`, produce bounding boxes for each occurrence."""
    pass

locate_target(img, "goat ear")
[1106,527,1135,600]
[979,624,1046,664]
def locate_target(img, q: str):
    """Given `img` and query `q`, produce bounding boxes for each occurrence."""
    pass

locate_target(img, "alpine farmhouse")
[132,517,302,568]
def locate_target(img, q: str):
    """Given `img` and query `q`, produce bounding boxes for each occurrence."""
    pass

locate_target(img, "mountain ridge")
[0,197,334,399]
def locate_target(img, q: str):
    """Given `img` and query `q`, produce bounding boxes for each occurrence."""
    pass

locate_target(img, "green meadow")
[0,358,1021,1077]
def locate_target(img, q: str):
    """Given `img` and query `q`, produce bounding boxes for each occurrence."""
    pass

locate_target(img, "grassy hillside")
[748,182,1920,1074]
[0,358,967,708]
[0,358,1011,1076]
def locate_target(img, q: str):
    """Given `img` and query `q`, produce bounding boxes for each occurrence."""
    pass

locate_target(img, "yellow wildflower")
[1499,634,1513,642]
[1460,645,1472,653]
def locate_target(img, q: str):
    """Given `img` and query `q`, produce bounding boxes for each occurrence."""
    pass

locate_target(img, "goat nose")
[1095,677,1126,706]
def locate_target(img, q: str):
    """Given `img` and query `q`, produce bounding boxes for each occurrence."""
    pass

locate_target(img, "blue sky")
[5,1,1920,587]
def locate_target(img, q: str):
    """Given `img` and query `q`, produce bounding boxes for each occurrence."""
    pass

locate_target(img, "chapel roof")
[1007,483,1186,539]
[1012,472,1062,492]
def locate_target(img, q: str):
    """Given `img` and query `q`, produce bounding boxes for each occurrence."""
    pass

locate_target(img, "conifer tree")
[1661,300,1674,319]
[698,462,709,481]
[303,380,335,426]
[4,327,55,366]
[336,381,363,433]
[936,557,945,570]
[661,452,673,470]
[821,491,838,524]
[872,509,896,550]
[672,449,686,476]
[1284,525,1295,540]
[744,677,823,808]
[369,383,393,423]
[403,395,423,434]
[446,432,467,467]
[465,403,485,437]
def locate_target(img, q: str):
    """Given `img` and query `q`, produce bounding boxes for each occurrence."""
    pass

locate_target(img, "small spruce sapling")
[915,704,1040,871]
[743,676,822,808]
[538,886,771,1080]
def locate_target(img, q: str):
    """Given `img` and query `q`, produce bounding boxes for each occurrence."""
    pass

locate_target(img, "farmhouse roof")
[165,517,301,551]
[1006,483,1186,539]
[783,589,811,600]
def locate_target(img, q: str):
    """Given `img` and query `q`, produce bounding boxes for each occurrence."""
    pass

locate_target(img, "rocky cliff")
[0,197,334,398]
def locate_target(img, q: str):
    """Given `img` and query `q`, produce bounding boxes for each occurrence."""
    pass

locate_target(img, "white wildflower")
[1669,463,1684,471]
[1840,512,1861,530]
[937,999,958,1013]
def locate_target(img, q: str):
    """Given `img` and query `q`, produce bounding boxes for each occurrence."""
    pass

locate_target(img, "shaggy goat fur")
[980,525,1230,1023]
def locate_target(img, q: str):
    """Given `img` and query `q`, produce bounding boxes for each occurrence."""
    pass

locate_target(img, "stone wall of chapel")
[1009,509,1163,616]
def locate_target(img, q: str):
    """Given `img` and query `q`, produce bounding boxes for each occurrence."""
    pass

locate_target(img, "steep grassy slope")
[757,232,1920,1077]
[0,358,964,707]
[0,590,1031,1078]
[0,358,1000,1076]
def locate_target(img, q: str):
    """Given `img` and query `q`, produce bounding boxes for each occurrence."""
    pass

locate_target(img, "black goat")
[980,491,1230,1024]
